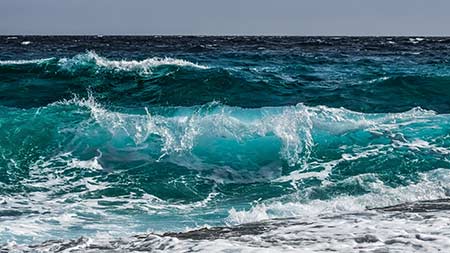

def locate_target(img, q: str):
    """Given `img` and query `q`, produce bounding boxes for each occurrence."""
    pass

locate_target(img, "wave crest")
[0,58,54,65]
[57,51,208,75]
[50,95,444,171]
[0,51,208,76]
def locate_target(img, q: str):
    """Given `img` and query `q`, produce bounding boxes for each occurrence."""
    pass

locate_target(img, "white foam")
[0,58,54,65]
[0,51,208,74]
[227,168,450,225]
[6,203,450,253]
[58,51,208,75]
[409,37,425,44]
[393,138,450,155]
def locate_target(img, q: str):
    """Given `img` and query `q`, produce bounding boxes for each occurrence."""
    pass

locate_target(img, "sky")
[1,0,449,35]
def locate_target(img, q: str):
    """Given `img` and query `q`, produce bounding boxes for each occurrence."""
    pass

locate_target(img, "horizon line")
[1,34,450,37]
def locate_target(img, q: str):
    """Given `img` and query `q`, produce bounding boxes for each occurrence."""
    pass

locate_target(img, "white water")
[57,51,208,74]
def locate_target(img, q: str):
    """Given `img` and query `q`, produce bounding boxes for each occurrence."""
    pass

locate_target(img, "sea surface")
[1,36,450,252]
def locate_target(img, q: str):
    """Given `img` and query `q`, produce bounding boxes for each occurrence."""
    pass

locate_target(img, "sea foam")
[58,51,208,74]
[0,51,208,75]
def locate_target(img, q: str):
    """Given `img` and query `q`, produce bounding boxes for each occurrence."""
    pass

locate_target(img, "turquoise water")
[1,36,450,250]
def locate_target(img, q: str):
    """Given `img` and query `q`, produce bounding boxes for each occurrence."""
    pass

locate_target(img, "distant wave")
[0,51,208,75]
[58,51,208,74]
[0,57,54,65]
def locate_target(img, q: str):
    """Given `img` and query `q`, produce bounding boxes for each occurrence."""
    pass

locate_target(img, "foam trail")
[0,58,54,65]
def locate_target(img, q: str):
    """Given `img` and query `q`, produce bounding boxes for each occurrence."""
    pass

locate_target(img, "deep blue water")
[1,36,450,251]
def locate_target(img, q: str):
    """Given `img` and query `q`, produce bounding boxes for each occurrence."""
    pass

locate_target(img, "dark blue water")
[1,36,450,252]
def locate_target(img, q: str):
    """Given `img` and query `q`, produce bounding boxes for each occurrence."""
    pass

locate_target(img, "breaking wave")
[0,51,208,76]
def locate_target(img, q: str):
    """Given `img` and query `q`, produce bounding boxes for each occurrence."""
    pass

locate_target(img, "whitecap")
[0,57,54,65]
[0,51,208,75]
[57,51,208,75]
[409,37,425,44]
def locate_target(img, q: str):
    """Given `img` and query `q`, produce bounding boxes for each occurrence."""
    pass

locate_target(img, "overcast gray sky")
[1,0,449,35]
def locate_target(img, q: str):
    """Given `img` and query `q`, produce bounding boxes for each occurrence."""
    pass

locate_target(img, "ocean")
[1,36,450,252]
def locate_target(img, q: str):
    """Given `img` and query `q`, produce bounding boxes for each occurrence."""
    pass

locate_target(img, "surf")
[2,36,450,251]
